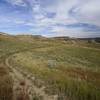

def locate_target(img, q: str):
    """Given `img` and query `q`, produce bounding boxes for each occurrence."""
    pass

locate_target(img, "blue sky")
[0,0,100,37]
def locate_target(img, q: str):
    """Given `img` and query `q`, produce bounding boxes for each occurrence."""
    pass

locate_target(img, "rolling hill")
[0,33,100,100]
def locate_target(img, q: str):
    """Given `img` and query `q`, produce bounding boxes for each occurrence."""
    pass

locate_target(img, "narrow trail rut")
[5,55,58,100]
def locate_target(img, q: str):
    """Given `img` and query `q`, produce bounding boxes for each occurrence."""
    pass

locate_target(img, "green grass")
[0,64,13,100]
[0,34,100,100]
[9,42,100,100]
[0,35,60,99]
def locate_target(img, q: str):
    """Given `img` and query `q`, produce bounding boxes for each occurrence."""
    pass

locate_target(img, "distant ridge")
[0,32,9,35]
[0,32,100,43]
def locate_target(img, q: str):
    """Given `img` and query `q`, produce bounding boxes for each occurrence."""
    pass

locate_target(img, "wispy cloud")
[0,0,100,37]
[7,0,27,6]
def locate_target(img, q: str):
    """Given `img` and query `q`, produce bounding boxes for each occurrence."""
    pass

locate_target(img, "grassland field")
[0,34,100,100]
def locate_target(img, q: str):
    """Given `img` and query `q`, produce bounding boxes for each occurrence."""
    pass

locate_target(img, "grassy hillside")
[10,43,100,100]
[0,33,100,100]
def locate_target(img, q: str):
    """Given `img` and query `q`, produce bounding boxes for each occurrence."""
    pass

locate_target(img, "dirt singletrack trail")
[5,54,58,100]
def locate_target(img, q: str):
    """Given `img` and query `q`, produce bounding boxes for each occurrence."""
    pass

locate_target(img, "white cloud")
[51,26,81,37]
[3,0,100,37]
[28,0,78,30]
[42,0,78,24]
[50,26,100,37]
[76,0,100,26]
[38,0,100,27]
[7,0,27,6]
